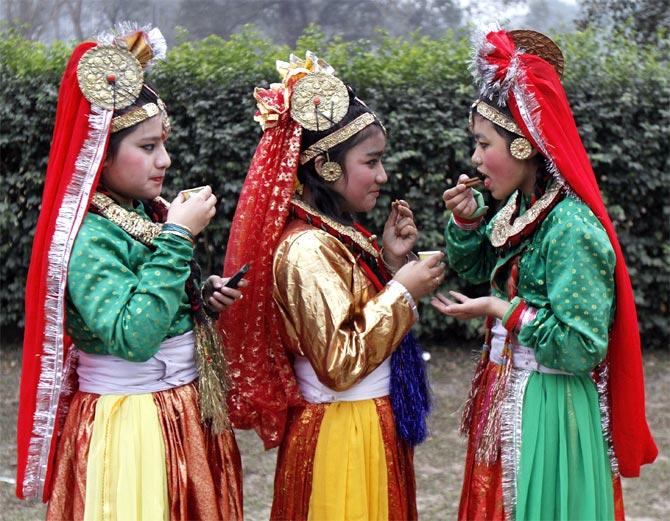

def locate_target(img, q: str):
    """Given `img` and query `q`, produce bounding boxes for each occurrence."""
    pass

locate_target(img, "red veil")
[217,58,333,448]
[16,27,166,501]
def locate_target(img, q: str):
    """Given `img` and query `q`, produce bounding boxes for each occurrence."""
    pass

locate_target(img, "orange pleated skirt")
[46,381,243,520]
[271,396,416,521]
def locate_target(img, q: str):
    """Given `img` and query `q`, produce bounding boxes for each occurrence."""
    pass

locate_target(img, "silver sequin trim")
[22,106,112,500]
[596,362,620,475]
[500,368,531,521]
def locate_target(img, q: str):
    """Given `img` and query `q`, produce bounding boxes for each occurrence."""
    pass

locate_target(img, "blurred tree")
[577,0,670,45]
[176,0,462,45]
[1,0,178,42]
[520,0,578,33]
[2,0,61,39]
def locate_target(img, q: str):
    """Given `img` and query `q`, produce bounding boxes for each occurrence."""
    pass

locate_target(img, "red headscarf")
[474,28,657,477]
[16,26,166,501]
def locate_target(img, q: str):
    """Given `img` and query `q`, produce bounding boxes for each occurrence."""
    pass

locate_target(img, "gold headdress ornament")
[253,51,381,182]
[470,101,534,160]
[76,26,170,133]
[471,29,565,161]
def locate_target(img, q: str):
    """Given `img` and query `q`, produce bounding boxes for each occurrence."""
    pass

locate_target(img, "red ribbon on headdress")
[480,30,657,477]
[16,42,110,501]
[218,103,304,449]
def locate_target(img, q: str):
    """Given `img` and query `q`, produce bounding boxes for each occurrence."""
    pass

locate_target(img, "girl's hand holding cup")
[167,185,217,236]
[393,251,446,301]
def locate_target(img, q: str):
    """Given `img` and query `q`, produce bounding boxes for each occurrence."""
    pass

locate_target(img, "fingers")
[394,201,413,218]
[457,173,470,184]
[388,200,413,228]
[389,204,415,236]
[395,220,417,239]
[430,292,457,315]
[430,297,450,315]
[433,292,453,306]
[442,184,470,209]
[196,185,213,199]
[207,283,244,311]
[448,290,468,303]
[421,251,445,268]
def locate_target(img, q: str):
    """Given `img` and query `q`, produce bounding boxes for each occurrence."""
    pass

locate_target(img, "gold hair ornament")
[77,46,143,110]
[509,29,565,77]
[471,101,523,135]
[111,98,170,134]
[471,101,533,161]
[291,72,349,131]
[300,112,377,165]
[77,27,165,112]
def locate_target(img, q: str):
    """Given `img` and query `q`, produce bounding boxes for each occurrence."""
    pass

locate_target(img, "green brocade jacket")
[445,191,616,375]
[65,204,194,362]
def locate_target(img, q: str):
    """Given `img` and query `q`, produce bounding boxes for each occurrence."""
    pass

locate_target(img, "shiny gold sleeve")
[273,227,416,392]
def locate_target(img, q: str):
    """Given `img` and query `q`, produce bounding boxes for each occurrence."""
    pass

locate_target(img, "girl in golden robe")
[220,53,445,520]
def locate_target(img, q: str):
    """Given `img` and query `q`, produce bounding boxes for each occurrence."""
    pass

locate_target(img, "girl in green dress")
[17,26,244,520]
[432,28,656,520]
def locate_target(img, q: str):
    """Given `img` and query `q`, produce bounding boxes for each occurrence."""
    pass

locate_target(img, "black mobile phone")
[224,263,250,289]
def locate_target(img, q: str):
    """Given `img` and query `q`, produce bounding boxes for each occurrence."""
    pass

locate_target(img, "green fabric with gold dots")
[66,203,194,362]
[445,191,617,519]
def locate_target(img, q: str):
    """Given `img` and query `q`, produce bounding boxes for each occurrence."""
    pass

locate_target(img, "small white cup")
[418,250,442,262]
[181,186,207,201]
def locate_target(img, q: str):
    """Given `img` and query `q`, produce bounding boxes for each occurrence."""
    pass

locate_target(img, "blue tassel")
[390,332,431,446]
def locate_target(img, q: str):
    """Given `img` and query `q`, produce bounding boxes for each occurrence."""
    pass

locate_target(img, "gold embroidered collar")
[90,192,162,246]
[490,183,563,248]
[291,197,379,259]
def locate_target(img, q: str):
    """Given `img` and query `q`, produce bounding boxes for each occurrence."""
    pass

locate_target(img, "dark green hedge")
[2,27,668,348]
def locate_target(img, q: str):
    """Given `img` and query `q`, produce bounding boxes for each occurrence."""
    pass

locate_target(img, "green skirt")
[514,372,615,520]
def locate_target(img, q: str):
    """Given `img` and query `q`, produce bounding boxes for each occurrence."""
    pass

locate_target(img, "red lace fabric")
[218,110,305,449]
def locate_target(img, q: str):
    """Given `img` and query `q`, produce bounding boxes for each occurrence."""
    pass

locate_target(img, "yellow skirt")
[47,382,243,521]
[85,394,168,521]
[309,400,388,520]
[271,397,416,521]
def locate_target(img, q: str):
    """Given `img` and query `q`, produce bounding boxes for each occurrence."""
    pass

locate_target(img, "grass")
[1,344,668,520]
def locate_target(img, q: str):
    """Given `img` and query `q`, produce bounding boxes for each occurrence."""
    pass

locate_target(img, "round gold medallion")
[290,72,349,131]
[77,46,144,110]
[319,161,343,182]
[510,137,533,160]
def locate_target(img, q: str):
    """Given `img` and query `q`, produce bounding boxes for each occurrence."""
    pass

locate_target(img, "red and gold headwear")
[16,25,167,502]
[219,52,380,448]
[472,26,657,477]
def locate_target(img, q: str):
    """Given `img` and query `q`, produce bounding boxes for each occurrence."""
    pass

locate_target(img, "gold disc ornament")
[290,72,349,131]
[77,46,144,110]
[319,161,343,182]
[510,137,533,160]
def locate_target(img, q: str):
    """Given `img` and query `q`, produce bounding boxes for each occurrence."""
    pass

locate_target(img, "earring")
[510,137,533,160]
[318,152,342,182]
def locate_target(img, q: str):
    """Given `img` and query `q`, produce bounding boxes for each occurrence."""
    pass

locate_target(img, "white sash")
[77,330,198,394]
[294,355,390,403]
[490,319,573,375]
